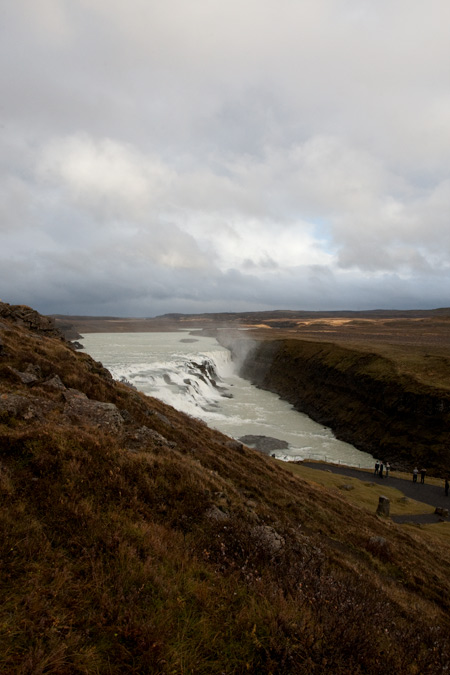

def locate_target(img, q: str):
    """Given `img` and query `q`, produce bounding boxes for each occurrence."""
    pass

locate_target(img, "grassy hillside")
[1,303,450,673]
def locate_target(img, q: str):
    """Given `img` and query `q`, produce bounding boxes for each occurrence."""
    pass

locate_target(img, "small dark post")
[376,495,390,517]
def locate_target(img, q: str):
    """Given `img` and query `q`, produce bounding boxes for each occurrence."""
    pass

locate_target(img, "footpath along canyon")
[1,302,450,673]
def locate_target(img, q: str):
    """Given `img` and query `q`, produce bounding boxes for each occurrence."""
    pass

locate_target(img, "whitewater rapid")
[81,331,374,468]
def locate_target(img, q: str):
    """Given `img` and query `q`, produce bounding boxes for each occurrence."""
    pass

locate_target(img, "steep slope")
[1,303,450,674]
[238,338,450,473]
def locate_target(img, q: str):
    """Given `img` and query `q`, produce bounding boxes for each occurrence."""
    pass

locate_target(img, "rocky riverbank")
[235,338,450,474]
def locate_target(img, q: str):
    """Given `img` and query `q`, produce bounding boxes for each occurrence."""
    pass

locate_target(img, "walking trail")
[301,462,449,524]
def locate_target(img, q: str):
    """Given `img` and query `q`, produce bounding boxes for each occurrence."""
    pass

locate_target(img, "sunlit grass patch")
[279,461,435,516]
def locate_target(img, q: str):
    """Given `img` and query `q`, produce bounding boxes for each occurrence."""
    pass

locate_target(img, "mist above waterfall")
[80,330,373,467]
[215,328,258,372]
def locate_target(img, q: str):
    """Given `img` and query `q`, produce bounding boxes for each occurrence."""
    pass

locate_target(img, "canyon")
[57,308,450,474]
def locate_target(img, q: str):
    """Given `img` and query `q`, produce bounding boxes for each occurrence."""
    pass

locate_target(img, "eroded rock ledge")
[0,301,63,339]
[237,338,450,473]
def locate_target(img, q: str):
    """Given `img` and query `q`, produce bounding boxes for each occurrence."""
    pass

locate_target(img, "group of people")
[374,461,450,495]
[414,467,450,496]
[374,460,390,478]
[412,467,427,483]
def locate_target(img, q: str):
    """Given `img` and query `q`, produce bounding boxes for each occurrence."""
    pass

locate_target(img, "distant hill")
[156,307,450,320]
[53,307,450,337]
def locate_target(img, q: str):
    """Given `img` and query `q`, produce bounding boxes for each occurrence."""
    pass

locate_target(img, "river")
[80,331,374,468]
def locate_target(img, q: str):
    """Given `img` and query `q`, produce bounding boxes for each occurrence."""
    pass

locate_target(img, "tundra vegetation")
[1,303,450,674]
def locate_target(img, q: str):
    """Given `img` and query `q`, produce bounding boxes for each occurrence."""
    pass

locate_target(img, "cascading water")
[80,331,374,468]
[128,352,234,414]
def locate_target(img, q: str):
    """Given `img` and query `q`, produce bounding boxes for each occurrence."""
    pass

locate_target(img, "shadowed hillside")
[2,302,450,674]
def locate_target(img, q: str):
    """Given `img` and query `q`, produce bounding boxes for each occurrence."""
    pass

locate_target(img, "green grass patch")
[278,461,435,516]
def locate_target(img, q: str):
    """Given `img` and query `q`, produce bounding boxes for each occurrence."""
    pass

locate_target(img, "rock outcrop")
[0,303,178,457]
[0,301,63,339]
[238,434,289,454]
[238,338,450,473]
[63,388,125,433]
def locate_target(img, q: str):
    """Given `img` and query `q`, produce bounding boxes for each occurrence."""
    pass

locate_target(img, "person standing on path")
[385,462,390,478]
[420,468,427,484]
[379,463,384,479]
[413,467,418,483]
[374,460,379,475]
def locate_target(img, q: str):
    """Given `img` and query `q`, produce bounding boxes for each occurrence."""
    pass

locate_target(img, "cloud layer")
[1,1,450,315]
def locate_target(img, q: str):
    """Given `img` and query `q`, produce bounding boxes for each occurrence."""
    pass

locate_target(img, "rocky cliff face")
[0,301,63,339]
[239,338,450,473]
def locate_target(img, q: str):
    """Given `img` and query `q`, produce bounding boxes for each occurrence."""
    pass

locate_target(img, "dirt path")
[301,462,449,524]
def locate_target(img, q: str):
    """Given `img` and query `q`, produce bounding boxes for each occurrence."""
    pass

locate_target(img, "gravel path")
[301,462,449,524]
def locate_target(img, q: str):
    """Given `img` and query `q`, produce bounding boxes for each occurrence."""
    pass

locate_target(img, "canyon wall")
[237,338,450,473]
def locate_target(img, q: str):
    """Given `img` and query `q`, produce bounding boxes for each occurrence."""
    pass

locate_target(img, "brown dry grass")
[243,316,450,390]
[2,310,450,673]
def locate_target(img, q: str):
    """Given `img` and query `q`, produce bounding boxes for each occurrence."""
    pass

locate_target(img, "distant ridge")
[52,307,450,337]
[155,307,450,320]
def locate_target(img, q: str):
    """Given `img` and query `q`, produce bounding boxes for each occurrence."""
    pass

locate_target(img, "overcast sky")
[1,1,450,316]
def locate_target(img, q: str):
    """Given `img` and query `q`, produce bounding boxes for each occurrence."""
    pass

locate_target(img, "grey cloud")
[1,1,450,315]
